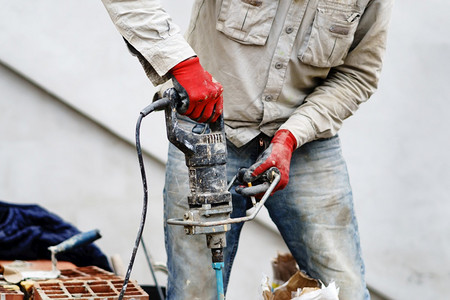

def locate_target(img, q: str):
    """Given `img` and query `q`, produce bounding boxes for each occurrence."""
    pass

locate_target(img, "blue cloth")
[0,201,111,271]
[163,121,369,299]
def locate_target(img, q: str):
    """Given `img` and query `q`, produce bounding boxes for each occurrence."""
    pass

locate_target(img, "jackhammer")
[120,88,280,300]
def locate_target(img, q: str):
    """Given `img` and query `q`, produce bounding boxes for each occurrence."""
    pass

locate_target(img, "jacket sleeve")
[280,0,394,148]
[101,0,196,85]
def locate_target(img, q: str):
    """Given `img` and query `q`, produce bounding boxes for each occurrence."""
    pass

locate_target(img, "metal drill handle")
[167,171,280,227]
[171,78,190,114]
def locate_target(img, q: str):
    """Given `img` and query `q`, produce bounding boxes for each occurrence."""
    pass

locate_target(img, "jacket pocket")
[216,0,279,45]
[299,1,362,68]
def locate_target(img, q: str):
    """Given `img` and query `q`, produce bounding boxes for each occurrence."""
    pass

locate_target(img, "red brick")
[0,285,24,300]
[32,274,148,300]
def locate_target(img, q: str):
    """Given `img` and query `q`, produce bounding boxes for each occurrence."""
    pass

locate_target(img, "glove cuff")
[170,56,199,75]
[272,129,297,152]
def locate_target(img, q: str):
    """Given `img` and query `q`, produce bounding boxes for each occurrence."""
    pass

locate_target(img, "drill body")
[163,88,232,271]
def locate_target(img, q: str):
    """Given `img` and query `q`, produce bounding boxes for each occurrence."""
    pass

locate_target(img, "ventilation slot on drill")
[204,134,223,144]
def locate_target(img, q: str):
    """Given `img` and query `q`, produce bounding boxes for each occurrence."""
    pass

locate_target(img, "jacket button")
[285,26,294,34]
[275,62,283,69]
[264,95,273,102]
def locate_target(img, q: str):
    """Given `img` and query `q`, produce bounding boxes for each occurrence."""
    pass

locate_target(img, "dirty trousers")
[163,133,369,300]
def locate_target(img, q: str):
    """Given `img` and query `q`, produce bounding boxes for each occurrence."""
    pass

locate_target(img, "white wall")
[338,2,450,298]
[0,61,167,286]
[0,1,449,299]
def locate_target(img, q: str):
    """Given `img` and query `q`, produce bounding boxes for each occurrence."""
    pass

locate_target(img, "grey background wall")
[0,1,449,299]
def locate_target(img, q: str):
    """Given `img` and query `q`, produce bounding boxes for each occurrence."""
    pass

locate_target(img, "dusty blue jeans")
[163,130,369,300]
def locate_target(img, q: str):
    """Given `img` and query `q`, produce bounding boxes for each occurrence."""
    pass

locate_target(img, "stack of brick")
[1,266,148,300]
[58,266,120,281]
[32,279,147,300]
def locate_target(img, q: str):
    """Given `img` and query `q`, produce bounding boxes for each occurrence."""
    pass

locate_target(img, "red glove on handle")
[243,130,297,193]
[170,56,223,123]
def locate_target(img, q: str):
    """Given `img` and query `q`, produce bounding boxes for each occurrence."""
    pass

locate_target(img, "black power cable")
[118,98,171,300]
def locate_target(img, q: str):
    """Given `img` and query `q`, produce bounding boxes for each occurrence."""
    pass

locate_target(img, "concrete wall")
[0,0,449,299]
[338,2,450,298]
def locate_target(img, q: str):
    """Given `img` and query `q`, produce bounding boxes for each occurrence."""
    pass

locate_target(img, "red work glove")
[243,130,297,193]
[170,56,223,123]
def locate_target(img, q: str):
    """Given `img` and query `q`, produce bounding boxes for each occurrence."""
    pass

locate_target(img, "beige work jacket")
[102,0,393,148]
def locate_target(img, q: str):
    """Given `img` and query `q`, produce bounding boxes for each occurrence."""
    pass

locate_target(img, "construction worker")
[102,1,393,299]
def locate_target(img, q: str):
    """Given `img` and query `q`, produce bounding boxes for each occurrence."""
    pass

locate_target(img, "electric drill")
[150,88,280,300]
[161,88,231,296]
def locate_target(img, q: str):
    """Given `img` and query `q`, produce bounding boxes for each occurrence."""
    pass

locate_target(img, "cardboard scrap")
[262,253,339,300]
[262,271,320,300]
[291,282,339,300]
[271,252,299,288]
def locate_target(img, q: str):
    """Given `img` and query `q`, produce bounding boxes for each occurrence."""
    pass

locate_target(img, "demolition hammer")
[119,88,280,300]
